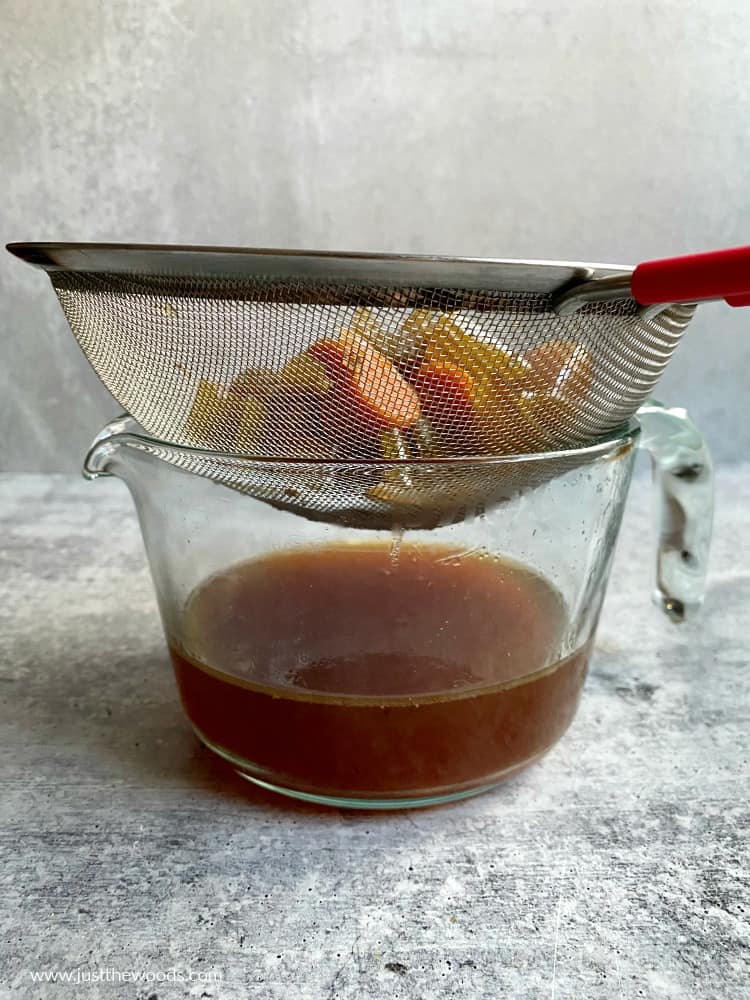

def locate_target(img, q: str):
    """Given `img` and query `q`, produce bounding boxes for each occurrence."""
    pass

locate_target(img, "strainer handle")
[555,244,750,313]
[632,245,750,306]
[637,401,714,623]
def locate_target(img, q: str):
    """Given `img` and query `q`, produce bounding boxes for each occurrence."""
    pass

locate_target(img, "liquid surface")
[171,542,589,799]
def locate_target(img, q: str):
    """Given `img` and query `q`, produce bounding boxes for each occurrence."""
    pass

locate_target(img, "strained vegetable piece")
[471,379,528,454]
[464,340,532,385]
[309,331,422,431]
[230,366,283,401]
[279,353,332,394]
[408,309,527,384]
[185,378,239,448]
[347,307,390,345]
[227,357,331,457]
[403,418,447,460]
[379,428,416,487]
[235,396,267,453]
[525,340,594,401]
[424,331,530,386]
[344,308,451,379]
[380,427,412,461]
[401,308,441,340]
[341,307,413,372]
[413,359,481,453]
[402,320,586,456]
[367,468,503,525]
[398,308,447,371]
[402,310,468,378]
[367,479,438,511]
[413,345,544,456]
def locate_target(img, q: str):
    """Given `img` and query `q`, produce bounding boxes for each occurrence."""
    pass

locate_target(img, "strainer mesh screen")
[51,270,693,527]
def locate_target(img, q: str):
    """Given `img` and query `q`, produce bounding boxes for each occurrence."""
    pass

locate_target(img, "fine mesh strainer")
[8,242,748,529]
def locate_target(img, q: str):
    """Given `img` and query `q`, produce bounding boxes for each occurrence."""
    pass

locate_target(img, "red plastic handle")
[631,245,750,308]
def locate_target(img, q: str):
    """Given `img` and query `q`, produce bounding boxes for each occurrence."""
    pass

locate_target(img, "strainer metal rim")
[6,241,634,294]
[89,413,641,470]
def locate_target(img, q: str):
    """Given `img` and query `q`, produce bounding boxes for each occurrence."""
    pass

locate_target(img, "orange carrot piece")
[309,333,421,430]
[414,360,476,410]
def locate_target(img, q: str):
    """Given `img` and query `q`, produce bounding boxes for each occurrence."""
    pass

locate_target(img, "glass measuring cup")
[84,401,712,808]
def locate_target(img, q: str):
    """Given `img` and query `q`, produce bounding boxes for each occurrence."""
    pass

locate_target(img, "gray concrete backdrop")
[2,0,750,471]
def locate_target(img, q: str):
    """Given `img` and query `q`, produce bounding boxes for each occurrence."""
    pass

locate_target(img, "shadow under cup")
[85,402,712,808]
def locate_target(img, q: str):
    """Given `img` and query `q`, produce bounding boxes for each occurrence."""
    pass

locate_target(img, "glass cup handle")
[637,401,714,622]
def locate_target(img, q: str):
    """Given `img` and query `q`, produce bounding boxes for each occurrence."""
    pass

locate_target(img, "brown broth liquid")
[170,542,590,800]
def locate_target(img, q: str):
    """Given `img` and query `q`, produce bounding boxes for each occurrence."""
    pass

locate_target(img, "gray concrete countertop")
[0,468,748,1000]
